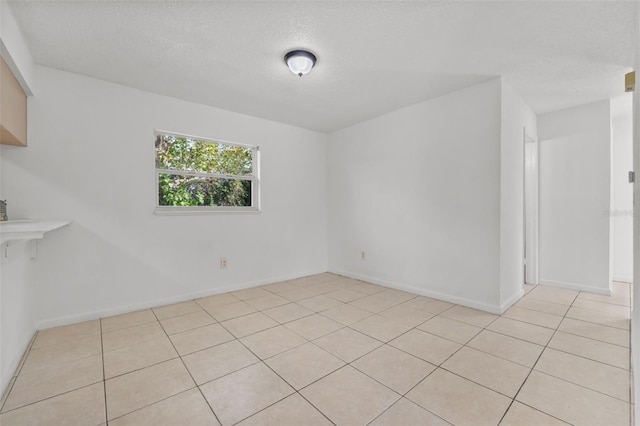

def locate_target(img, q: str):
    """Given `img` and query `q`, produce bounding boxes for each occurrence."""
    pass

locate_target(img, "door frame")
[524,128,539,285]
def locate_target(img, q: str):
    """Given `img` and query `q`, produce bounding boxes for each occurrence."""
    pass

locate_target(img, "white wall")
[327,79,504,312]
[538,100,612,294]
[0,0,37,397]
[0,66,328,329]
[0,1,35,93]
[0,244,35,396]
[499,82,538,308]
[611,95,633,283]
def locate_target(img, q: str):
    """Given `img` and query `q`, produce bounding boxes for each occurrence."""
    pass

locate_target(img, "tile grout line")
[497,287,578,423]
[332,295,447,348]
[179,357,262,389]
[155,306,213,322]
[0,377,15,414]
[535,339,630,371]
[486,316,628,349]
[503,305,568,327]
[451,331,537,368]
[194,281,370,325]
[4,276,632,425]
[105,387,204,425]
[213,314,338,426]
[384,308,499,402]
[564,307,631,330]
[533,324,633,400]
[253,304,460,426]
[263,305,317,325]
[0,381,105,416]
[107,282,616,421]
[366,304,502,425]
[363,381,450,426]
[405,309,501,389]
[106,302,493,402]
[101,318,158,335]
[551,322,630,348]
[156,301,350,387]
[99,353,181,382]
[0,330,38,413]
[473,307,632,371]
[14,332,37,378]
[163,319,219,338]
[0,275,372,423]
[499,288,595,425]
[19,339,121,378]
[101,309,224,424]
[211,276,395,424]
[352,353,449,426]
[154,308,225,426]
[388,288,626,424]
[102,335,185,416]
[512,400,574,425]
[571,301,633,315]
[0,329,103,417]
[526,368,632,404]
[545,330,631,370]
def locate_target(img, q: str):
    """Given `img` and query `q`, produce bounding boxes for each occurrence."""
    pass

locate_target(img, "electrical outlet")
[361,251,366,260]
[220,258,228,269]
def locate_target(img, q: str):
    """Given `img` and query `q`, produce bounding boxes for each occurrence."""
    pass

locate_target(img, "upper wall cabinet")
[0,56,27,147]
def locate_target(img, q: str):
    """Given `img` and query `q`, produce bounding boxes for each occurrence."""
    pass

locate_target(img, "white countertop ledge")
[0,220,71,245]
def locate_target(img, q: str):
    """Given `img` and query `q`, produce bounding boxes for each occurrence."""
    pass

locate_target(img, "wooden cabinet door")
[0,56,27,146]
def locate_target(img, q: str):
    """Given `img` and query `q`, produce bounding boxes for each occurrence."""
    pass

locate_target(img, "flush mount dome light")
[284,50,317,77]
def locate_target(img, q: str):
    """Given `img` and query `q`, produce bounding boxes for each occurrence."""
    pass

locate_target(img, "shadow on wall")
[31,221,178,328]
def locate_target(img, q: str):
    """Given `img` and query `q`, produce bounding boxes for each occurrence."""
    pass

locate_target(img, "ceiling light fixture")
[284,50,317,77]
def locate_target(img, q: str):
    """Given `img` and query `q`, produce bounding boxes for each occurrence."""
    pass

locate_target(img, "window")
[154,131,259,213]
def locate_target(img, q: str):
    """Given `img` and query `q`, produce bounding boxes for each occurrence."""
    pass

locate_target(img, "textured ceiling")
[7,1,638,133]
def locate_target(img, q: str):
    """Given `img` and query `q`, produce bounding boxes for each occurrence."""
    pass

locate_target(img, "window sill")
[154,207,261,215]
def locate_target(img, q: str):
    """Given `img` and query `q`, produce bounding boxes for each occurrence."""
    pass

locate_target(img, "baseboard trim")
[500,289,524,313]
[630,300,636,424]
[613,276,633,284]
[329,269,505,314]
[539,279,612,296]
[35,269,327,329]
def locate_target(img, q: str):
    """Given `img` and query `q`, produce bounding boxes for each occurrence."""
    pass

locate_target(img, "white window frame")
[154,130,260,215]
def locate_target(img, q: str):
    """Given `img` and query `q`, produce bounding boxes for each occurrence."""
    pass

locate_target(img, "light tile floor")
[0,273,632,425]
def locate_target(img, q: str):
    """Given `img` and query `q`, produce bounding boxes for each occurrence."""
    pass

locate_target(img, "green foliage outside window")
[155,134,254,207]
